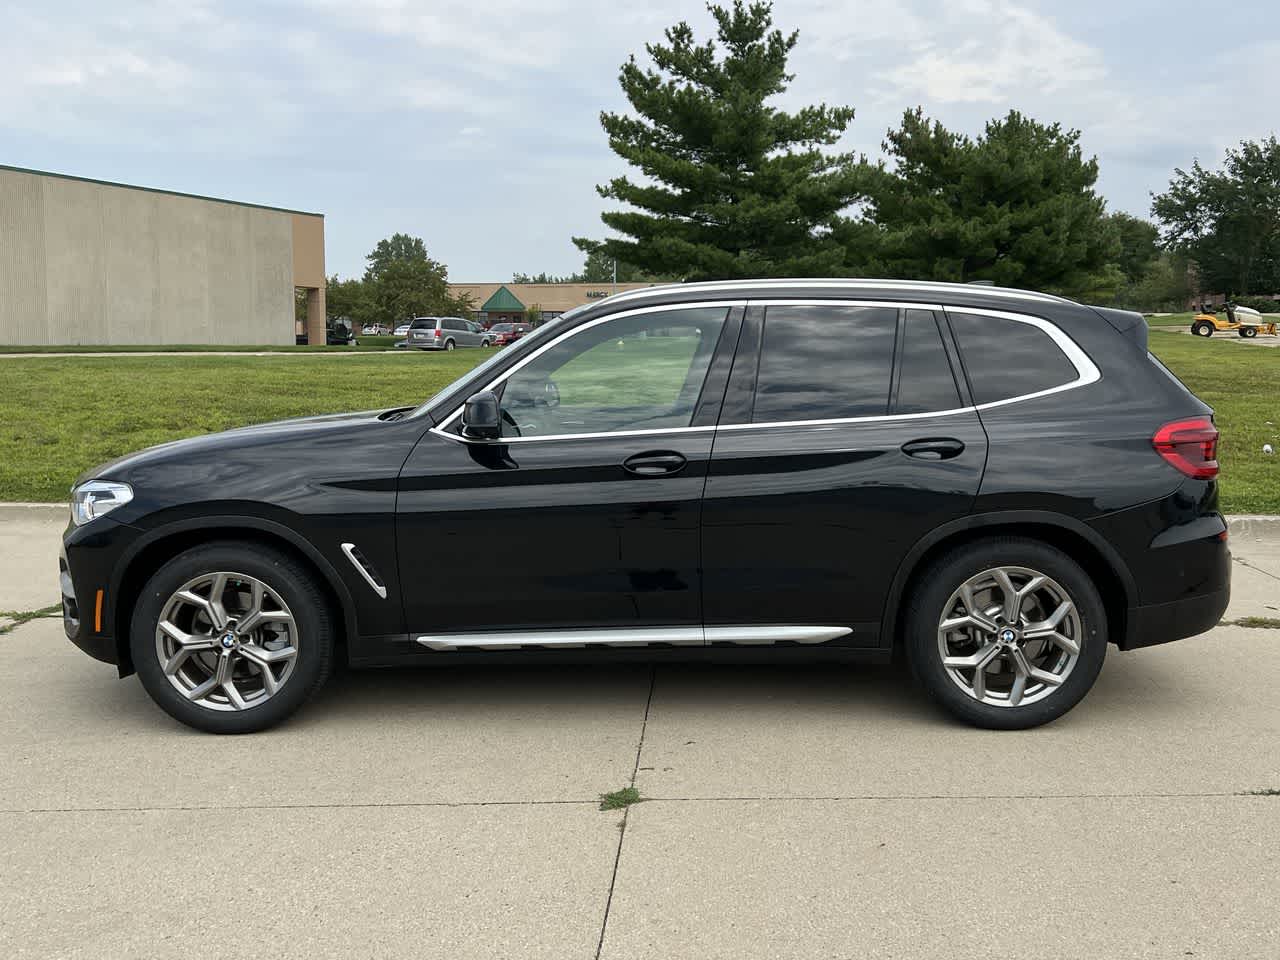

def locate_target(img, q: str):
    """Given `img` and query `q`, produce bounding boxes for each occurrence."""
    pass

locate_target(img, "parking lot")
[3,505,1279,958]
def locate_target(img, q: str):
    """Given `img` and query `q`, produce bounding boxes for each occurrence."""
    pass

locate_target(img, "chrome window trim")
[414,624,853,650]
[429,299,1100,444]
[946,306,1101,411]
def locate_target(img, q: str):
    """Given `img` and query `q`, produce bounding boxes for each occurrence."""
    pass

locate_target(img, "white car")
[393,322,411,337]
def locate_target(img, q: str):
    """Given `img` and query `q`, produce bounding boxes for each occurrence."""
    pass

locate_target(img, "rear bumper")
[1121,585,1230,651]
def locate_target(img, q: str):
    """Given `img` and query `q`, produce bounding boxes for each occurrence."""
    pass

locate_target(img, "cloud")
[1,0,1276,276]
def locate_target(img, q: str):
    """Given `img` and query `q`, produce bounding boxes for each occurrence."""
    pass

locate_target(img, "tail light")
[1152,417,1219,479]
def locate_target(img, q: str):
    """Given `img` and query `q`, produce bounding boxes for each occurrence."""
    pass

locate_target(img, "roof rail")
[600,278,1068,306]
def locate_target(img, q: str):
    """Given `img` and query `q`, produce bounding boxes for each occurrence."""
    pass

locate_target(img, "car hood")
[78,408,402,486]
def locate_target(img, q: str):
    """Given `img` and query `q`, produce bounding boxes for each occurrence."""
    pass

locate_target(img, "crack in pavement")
[595,665,656,960]
[1234,556,1280,583]
[6,790,1275,818]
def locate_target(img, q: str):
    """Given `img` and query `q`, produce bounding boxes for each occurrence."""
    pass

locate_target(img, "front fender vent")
[340,543,387,599]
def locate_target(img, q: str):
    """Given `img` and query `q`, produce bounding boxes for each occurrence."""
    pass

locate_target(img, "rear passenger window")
[948,312,1079,405]
[896,310,961,413]
[754,305,897,422]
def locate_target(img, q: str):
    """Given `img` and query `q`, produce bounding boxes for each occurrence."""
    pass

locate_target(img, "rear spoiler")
[1091,306,1148,351]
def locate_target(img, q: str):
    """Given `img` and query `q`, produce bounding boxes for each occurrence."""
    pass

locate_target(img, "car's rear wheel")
[904,537,1107,729]
[131,541,334,733]
[1192,321,1214,337]
[445,339,456,351]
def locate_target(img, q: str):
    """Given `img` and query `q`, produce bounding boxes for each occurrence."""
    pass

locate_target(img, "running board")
[414,624,852,652]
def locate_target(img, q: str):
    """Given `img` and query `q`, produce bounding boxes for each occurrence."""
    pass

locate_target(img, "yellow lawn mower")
[1190,302,1278,339]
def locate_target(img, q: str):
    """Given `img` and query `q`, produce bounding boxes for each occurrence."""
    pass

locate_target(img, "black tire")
[130,541,334,733]
[445,339,456,351]
[1241,326,1257,338]
[904,537,1107,730]
[1192,321,1214,337]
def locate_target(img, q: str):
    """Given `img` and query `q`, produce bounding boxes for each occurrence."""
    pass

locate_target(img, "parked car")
[362,324,389,336]
[392,322,412,337]
[60,279,1229,733]
[326,317,357,346]
[488,322,532,346]
[398,316,490,350]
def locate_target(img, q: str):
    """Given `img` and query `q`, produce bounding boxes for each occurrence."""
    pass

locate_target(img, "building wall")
[0,167,318,346]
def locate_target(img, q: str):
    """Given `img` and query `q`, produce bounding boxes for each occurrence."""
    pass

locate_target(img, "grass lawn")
[1,352,487,501]
[2,334,1276,512]
[1148,332,1279,514]
[0,338,403,353]
[1145,312,1197,327]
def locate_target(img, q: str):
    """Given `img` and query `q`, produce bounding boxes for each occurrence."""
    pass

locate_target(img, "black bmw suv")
[61,280,1230,733]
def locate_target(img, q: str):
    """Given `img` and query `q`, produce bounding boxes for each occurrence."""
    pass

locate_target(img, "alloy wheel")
[936,566,1081,707]
[155,572,299,711]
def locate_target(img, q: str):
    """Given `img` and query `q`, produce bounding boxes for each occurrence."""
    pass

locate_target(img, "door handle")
[901,438,965,461]
[622,451,688,477]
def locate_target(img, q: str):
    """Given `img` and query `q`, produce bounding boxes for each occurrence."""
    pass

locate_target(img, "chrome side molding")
[414,624,852,651]
[704,625,852,645]
[341,542,387,599]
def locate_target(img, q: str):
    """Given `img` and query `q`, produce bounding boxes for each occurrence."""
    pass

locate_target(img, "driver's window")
[497,307,729,438]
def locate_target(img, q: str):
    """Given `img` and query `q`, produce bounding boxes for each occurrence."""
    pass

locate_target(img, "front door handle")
[901,438,965,461]
[622,451,688,476]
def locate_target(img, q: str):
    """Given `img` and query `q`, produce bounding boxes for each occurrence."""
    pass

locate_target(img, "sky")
[3,0,1276,281]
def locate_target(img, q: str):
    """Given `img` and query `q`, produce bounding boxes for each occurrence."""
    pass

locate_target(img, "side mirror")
[462,390,501,441]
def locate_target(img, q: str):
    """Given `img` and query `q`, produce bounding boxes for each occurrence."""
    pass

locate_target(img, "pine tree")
[849,109,1120,295]
[575,1,863,280]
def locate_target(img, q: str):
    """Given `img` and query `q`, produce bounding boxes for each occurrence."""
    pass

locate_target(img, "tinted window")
[754,305,897,422]
[948,312,1079,405]
[896,310,961,414]
[409,319,432,330]
[491,324,513,333]
[498,307,728,437]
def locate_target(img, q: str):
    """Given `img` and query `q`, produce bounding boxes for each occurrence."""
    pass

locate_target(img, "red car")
[488,322,532,346]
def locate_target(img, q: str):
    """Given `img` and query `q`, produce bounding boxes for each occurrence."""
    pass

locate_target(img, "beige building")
[0,164,326,346]
[447,282,660,326]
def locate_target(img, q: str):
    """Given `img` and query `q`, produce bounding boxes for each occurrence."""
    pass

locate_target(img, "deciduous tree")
[1152,136,1280,294]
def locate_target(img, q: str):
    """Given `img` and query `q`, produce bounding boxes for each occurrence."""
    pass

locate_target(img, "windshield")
[411,309,585,418]
[490,323,514,332]
[409,319,434,329]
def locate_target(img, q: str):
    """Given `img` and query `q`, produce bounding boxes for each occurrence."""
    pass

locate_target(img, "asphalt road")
[3,506,1278,958]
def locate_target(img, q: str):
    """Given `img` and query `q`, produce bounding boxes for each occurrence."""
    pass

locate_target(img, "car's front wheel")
[131,541,334,733]
[904,537,1106,729]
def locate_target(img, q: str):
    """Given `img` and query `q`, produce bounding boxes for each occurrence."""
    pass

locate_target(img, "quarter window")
[753,305,898,422]
[496,307,729,437]
[948,312,1079,405]
[895,310,962,414]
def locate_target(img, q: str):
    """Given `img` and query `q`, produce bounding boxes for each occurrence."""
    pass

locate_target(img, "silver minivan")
[404,317,491,350]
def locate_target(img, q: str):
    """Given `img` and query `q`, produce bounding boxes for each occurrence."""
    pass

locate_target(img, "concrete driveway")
[2,506,1279,958]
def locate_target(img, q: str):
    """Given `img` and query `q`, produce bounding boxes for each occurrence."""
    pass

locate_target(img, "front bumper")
[61,516,143,670]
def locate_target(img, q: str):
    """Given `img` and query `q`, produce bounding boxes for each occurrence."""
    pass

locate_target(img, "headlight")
[71,480,134,526]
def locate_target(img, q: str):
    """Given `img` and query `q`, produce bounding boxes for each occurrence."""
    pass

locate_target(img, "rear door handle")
[901,438,965,461]
[622,451,688,476]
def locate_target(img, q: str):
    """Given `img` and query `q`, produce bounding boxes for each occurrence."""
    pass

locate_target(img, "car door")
[700,301,988,648]
[395,302,743,648]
